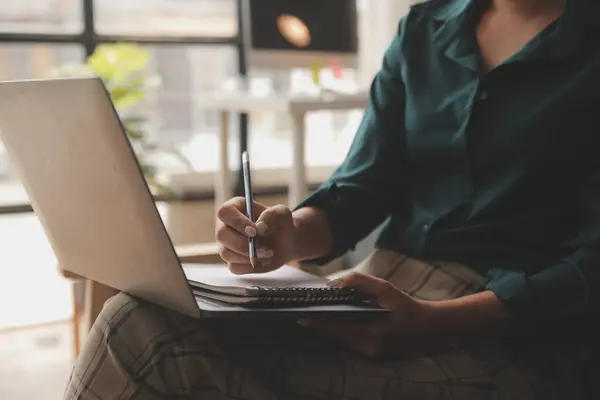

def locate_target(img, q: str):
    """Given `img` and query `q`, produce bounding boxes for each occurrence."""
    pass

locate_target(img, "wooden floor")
[0,321,74,399]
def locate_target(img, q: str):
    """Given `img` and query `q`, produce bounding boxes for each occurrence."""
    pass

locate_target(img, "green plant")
[48,43,191,193]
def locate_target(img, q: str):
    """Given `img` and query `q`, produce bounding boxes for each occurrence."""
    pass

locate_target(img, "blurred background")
[0,0,415,398]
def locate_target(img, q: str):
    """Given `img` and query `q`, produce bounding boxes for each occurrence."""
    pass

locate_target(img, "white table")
[195,90,370,209]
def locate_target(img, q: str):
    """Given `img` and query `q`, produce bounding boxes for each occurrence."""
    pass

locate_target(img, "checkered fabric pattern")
[64,250,587,399]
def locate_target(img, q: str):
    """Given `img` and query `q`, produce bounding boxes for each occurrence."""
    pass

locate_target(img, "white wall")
[346,0,413,267]
[357,0,411,86]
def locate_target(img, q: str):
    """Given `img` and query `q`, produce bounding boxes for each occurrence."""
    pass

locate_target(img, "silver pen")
[242,151,258,268]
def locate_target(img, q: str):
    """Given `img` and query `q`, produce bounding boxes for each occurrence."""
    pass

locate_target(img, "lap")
[67,292,571,400]
[65,252,588,399]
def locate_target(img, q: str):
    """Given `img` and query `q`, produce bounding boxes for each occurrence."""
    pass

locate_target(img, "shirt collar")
[424,0,473,21]
[418,0,600,26]
[414,0,481,70]
[416,0,600,67]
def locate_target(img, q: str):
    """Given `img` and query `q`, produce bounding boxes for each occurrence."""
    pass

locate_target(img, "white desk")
[195,90,369,209]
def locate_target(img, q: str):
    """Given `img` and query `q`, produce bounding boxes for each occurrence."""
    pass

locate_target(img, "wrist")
[415,291,511,341]
[289,207,333,262]
[288,218,302,263]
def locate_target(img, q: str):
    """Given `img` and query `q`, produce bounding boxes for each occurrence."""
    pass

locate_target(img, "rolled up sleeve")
[486,171,600,325]
[294,22,409,265]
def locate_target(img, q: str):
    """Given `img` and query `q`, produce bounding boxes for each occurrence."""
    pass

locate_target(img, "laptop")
[0,77,385,319]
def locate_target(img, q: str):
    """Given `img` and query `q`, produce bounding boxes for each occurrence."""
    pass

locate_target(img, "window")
[0,0,82,34]
[139,44,242,173]
[140,45,238,144]
[0,0,241,183]
[0,0,367,187]
[0,43,84,179]
[0,43,84,81]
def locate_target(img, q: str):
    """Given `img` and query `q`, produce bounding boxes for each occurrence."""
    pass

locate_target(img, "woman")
[65,0,600,398]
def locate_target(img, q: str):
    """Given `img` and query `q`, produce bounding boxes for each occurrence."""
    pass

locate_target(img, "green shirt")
[296,0,600,329]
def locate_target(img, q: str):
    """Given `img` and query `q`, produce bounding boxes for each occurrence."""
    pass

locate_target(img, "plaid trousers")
[64,250,589,399]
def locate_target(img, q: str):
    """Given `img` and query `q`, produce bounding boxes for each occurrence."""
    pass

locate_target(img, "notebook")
[184,265,373,308]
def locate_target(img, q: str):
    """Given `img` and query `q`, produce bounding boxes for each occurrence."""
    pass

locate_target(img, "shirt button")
[478,89,488,100]
[422,223,430,232]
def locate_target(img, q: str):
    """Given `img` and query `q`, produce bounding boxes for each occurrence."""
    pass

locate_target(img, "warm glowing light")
[277,14,311,48]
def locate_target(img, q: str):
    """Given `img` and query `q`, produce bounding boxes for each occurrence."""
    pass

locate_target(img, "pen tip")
[250,257,260,270]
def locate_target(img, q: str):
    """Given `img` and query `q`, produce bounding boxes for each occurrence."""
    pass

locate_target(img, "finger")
[217,197,266,237]
[228,263,254,274]
[219,244,274,263]
[218,246,250,264]
[215,223,253,256]
[327,272,398,309]
[255,204,292,236]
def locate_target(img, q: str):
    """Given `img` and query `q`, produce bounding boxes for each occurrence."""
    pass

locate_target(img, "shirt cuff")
[485,259,589,324]
[293,182,356,266]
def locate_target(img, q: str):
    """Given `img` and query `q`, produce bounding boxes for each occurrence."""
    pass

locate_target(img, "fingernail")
[245,226,257,237]
[256,221,268,236]
[257,248,274,259]
[326,278,343,288]
[297,319,310,327]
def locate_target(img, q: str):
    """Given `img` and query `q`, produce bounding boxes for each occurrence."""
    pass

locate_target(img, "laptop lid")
[0,77,201,319]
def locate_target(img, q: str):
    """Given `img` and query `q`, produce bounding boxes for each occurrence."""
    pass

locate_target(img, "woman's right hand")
[216,197,297,274]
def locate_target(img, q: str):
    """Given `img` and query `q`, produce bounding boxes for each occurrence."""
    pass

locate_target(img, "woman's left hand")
[298,272,436,358]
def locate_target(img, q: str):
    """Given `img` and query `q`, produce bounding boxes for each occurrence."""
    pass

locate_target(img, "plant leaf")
[125,126,146,141]
[87,43,150,82]
[121,116,147,126]
[111,85,145,109]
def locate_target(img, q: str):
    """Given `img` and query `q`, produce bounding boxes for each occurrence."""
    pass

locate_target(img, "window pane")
[0,44,84,181]
[245,69,362,171]
[0,0,82,34]
[247,110,361,171]
[95,0,237,37]
[0,43,84,81]
[136,45,240,172]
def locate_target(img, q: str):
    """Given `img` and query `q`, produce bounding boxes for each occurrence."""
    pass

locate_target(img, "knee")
[67,293,208,398]
[92,292,204,348]
[92,292,145,331]
[83,292,190,371]
[67,293,160,394]
[92,292,180,341]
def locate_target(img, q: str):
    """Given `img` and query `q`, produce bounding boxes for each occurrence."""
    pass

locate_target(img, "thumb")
[328,272,399,309]
[254,204,292,236]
